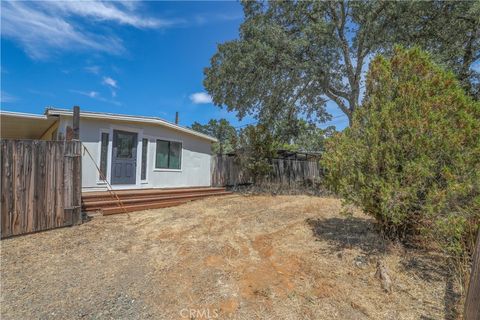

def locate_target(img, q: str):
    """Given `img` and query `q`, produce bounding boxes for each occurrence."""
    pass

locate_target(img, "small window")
[141,138,148,180]
[100,132,109,179]
[155,140,182,169]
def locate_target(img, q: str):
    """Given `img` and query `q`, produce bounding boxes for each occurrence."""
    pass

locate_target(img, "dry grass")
[1,195,458,319]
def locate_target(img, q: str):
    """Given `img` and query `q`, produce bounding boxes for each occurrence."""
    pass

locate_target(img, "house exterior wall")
[58,116,212,191]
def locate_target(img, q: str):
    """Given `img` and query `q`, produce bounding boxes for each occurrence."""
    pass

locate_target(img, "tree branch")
[325,88,352,124]
[327,85,350,101]
[329,2,355,89]
[353,2,387,106]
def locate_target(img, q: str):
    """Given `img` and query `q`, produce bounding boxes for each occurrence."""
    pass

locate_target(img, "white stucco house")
[0,107,217,192]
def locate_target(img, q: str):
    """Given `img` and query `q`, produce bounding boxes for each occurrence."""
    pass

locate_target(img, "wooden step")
[82,187,225,200]
[81,187,232,215]
[82,191,232,211]
[101,200,188,215]
[82,190,228,202]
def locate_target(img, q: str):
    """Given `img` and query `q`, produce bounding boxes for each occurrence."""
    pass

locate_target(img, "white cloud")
[102,76,117,88]
[102,76,117,97]
[191,13,242,26]
[28,89,55,98]
[44,1,166,28]
[0,1,175,59]
[70,89,121,106]
[190,92,212,104]
[0,91,17,103]
[85,65,101,75]
[88,91,99,98]
[70,89,99,98]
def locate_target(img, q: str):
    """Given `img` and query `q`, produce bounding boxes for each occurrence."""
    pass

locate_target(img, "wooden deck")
[82,187,231,215]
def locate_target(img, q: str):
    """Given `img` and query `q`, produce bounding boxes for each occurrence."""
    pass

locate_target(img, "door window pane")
[116,132,134,158]
[141,138,148,180]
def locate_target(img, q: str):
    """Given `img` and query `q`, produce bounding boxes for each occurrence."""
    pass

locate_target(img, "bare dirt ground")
[1,195,458,319]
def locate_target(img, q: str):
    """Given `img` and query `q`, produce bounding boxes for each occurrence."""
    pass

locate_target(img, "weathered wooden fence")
[1,140,82,238]
[269,158,323,185]
[211,155,249,186]
[211,155,322,187]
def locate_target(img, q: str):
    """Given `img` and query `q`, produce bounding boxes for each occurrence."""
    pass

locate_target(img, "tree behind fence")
[1,140,82,238]
[211,155,322,187]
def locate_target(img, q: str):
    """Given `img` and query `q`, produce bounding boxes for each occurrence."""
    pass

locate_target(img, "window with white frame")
[155,139,182,169]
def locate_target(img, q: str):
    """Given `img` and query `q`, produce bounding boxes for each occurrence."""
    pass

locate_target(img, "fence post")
[464,227,480,320]
[73,106,80,140]
[71,106,82,225]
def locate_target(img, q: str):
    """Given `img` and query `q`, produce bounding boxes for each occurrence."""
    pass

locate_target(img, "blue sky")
[1,1,348,130]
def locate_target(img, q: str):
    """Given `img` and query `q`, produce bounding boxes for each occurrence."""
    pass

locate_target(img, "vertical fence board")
[33,141,42,232]
[1,140,82,238]
[45,142,53,229]
[54,142,63,227]
[38,141,47,231]
[1,141,13,237]
[64,142,73,225]
[73,141,82,225]
[13,141,23,235]
[25,142,34,233]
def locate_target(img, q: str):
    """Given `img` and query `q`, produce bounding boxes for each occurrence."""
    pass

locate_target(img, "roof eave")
[45,108,218,142]
[0,110,49,120]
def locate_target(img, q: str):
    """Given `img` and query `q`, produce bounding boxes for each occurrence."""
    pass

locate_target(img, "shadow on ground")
[306,217,388,255]
[400,254,460,320]
[306,216,461,320]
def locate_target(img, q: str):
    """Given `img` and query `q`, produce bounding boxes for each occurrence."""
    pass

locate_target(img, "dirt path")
[1,195,455,319]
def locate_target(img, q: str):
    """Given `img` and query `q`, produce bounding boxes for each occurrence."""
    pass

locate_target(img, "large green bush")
[322,47,480,258]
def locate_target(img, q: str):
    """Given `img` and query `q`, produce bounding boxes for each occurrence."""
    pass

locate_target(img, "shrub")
[321,47,480,259]
[236,124,278,182]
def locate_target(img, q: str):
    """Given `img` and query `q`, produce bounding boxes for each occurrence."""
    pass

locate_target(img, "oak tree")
[205,1,479,127]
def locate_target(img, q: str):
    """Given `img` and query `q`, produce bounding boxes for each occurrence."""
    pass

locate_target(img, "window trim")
[153,138,183,172]
[100,131,110,179]
[96,129,110,184]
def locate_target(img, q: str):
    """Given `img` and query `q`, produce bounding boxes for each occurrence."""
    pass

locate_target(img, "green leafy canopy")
[205,1,479,128]
[190,119,238,154]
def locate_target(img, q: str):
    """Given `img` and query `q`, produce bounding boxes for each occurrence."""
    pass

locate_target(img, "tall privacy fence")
[211,155,323,187]
[1,140,82,238]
